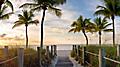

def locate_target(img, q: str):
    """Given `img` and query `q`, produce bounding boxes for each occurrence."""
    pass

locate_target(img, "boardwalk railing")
[0,45,57,67]
[72,45,120,67]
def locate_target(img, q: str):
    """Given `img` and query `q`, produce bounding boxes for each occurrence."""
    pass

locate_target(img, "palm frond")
[96,5,106,9]
[48,5,62,17]
[6,0,14,11]
[71,21,77,27]
[1,5,8,13]
[12,21,24,29]
[31,5,42,12]
[103,29,113,32]
[52,0,66,6]
[0,12,13,20]
[103,23,112,29]
[28,20,39,25]
[94,9,110,18]
[14,20,25,23]
[69,28,75,32]
[18,14,26,21]
[20,3,39,8]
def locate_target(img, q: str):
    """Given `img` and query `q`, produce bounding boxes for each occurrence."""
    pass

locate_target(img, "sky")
[0,0,120,46]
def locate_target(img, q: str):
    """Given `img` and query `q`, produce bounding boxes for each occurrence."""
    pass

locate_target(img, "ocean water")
[0,44,76,50]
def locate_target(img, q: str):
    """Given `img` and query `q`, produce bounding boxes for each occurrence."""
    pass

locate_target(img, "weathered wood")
[75,45,77,53]
[18,48,24,67]
[37,47,40,67]
[117,45,120,56]
[53,45,57,56]
[78,45,80,56]
[46,46,49,54]
[51,45,53,57]
[72,45,75,51]
[99,48,106,67]
[82,47,86,65]
[4,46,8,60]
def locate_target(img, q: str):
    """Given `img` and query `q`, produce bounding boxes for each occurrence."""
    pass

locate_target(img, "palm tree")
[0,0,13,20]
[20,0,66,48]
[12,10,39,48]
[94,0,120,46]
[93,17,113,46]
[69,15,92,46]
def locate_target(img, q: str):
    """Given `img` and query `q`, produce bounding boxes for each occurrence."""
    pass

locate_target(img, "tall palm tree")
[12,10,39,48]
[69,15,92,46]
[94,0,120,46]
[20,0,66,48]
[93,17,113,45]
[0,0,13,20]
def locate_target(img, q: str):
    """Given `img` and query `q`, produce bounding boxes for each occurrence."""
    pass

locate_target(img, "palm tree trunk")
[99,31,101,46]
[0,1,4,9]
[25,24,28,48]
[41,9,46,48]
[82,30,88,46]
[0,3,2,9]
[112,16,115,46]
[0,5,1,9]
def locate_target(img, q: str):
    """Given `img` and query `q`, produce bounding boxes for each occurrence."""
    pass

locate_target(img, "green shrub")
[0,48,53,67]
[75,55,79,61]
[70,50,77,58]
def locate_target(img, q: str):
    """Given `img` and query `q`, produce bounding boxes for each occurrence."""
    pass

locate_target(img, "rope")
[0,56,17,65]
[104,57,120,64]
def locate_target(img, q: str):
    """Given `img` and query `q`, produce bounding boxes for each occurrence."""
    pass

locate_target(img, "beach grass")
[0,47,53,67]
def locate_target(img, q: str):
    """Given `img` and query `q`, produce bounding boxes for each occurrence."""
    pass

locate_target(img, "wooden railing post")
[82,47,86,65]
[46,46,49,55]
[72,45,75,51]
[117,45,120,56]
[75,45,77,54]
[53,45,57,56]
[18,48,24,67]
[51,45,53,57]
[99,48,106,67]
[37,47,41,67]
[78,45,80,56]
[76,45,78,55]
[4,46,8,60]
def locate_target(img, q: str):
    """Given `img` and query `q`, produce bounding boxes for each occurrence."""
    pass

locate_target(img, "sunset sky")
[1,0,120,46]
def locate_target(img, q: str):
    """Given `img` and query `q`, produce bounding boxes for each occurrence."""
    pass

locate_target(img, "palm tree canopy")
[94,0,120,18]
[20,0,66,17]
[93,17,113,32]
[13,10,39,28]
[69,15,93,33]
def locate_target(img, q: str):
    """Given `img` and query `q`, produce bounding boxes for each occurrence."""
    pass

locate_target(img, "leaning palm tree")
[0,0,13,20]
[20,0,66,48]
[94,0,120,46]
[69,15,92,46]
[13,10,39,48]
[93,17,113,46]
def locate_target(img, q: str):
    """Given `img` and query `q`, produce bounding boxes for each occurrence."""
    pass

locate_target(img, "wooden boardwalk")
[55,50,83,67]
[55,57,73,67]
